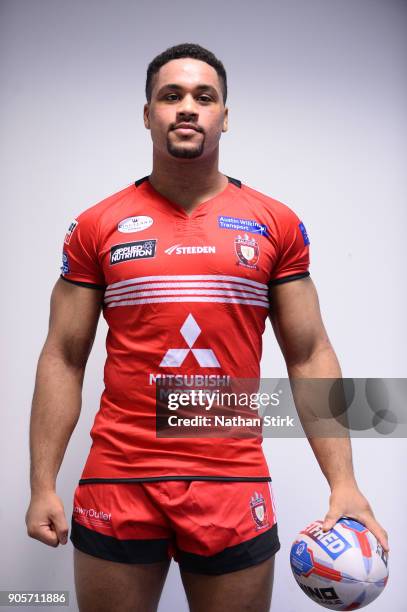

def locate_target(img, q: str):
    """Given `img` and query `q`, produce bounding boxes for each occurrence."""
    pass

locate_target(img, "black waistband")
[79,475,271,485]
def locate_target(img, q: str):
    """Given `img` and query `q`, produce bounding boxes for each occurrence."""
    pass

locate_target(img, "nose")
[176,93,198,117]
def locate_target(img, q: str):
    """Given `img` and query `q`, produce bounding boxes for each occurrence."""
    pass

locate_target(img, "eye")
[163,93,214,102]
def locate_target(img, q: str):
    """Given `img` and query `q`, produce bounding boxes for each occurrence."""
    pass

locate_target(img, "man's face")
[144,58,228,160]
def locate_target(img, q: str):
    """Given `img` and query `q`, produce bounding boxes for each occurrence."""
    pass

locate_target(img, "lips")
[173,124,200,132]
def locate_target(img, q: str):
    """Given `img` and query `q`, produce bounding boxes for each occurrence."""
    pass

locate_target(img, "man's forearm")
[29,349,84,494]
[287,344,357,490]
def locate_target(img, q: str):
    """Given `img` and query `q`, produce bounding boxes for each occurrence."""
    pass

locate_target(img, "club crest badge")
[250,492,269,530]
[235,234,259,269]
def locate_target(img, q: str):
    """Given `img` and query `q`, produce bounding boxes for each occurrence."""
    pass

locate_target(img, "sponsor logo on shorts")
[61,251,70,274]
[73,506,112,522]
[118,215,153,233]
[235,234,260,270]
[110,239,157,265]
[218,215,268,236]
[64,219,78,245]
[164,244,216,255]
[250,491,269,530]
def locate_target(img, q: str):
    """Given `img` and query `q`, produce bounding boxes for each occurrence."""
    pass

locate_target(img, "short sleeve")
[59,210,106,290]
[269,208,310,286]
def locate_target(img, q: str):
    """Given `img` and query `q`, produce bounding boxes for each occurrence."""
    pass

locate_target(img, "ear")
[143,103,150,130]
[222,107,229,133]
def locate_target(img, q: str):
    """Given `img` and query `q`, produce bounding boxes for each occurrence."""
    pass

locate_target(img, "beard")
[166,132,205,158]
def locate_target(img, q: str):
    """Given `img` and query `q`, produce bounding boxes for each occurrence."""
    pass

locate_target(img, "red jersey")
[60,176,310,483]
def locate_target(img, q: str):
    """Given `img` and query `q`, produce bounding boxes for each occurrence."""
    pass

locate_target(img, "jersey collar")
[134,175,241,218]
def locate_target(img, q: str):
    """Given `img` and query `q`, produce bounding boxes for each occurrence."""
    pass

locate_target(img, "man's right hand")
[25,491,69,547]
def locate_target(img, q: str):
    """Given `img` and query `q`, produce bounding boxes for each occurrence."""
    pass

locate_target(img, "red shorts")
[70,479,280,575]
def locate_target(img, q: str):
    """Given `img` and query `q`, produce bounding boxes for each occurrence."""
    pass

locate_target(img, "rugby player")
[25,43,389,612]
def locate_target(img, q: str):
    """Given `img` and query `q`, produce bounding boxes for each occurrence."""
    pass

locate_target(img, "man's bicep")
[268,276,330,366]
[44,277,103,368]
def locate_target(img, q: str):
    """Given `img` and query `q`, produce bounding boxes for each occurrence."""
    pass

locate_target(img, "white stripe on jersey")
[105,281,268,298]
[104,274,270,309]
[106,274,268,292]
[105,296,269,308]
[104,288,269,304]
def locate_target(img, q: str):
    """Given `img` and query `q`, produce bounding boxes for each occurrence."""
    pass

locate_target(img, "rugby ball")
[290,518,389,610]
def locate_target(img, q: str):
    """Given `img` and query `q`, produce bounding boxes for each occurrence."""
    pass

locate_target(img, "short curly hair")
[146,43,227,104]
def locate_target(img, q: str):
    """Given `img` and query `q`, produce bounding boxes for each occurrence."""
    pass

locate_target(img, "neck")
[148,146,227,212]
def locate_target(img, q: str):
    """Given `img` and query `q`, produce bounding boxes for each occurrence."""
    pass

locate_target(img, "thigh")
[74,548,170,612]
[70,482,174,611]
[180,554,275,612]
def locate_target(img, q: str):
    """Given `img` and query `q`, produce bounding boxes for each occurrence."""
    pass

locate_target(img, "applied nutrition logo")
[110,239,157,264]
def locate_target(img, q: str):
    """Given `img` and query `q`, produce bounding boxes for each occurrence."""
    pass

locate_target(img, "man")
[26,43,389,612]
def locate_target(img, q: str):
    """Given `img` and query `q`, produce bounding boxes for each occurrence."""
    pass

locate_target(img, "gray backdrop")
[1,0,406,610]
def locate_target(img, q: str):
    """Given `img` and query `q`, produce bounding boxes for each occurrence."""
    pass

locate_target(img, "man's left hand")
[322,483,389,552]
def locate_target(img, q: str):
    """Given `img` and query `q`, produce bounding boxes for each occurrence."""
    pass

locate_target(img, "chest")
[99,209,279,287]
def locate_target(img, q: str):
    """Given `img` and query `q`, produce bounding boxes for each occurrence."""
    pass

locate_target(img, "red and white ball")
[290,518,389,610]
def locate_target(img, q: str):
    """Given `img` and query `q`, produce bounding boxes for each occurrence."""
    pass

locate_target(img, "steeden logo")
[164,244,216,255]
